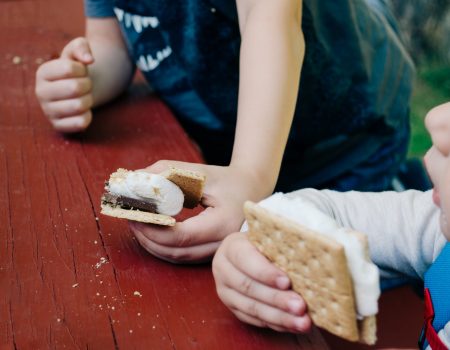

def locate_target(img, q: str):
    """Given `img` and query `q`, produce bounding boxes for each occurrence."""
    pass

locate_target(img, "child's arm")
[129,0,305,263]
[212,232,312,333]
[231,0,304,196]
[287,188,444,281]
[84,18,134,108]
[35,18,133,132]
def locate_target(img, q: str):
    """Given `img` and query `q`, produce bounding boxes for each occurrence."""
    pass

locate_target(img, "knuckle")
[41,103,54,118]
[85,94,94,109]
[246,299,258,318]
[69,80,83,96]
[230,241,247,265]
[72,99,85,114]
[35,85,44,100]
[72,97,90,114]
[72,37,86,48]
[211,252,223,276]
[35,65,44,80]
[61,60,75,76]
[175,232,191,248]
[85,78,93,92]
[238,275,253,296]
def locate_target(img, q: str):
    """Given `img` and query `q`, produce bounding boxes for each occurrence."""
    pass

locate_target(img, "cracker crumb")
[95,257,108,269]
[152,325,156,330]
[137,312,141,316]
[129,329,133,334]
[95,217,99,221]
[100,281,103,284]
[94,240,98,244]
[111,306,115,310]
[57,318,61,322]
[72,283,79,288]
[12,56,22,64]
[211,7,216,13]
[133,291,142,297]
[96,292,100,296]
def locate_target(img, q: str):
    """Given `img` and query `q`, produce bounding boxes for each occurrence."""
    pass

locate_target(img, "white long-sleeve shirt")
[286,189,447,282]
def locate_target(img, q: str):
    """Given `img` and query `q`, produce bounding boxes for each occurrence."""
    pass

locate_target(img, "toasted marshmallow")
[106,169,184,216]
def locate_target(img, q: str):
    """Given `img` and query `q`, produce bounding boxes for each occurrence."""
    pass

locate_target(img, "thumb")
[61,37,94,65]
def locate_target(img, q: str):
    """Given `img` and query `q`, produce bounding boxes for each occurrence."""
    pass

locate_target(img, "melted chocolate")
[102,193,158,213]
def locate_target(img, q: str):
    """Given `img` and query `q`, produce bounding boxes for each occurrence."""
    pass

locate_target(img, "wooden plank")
[0,0,329,349]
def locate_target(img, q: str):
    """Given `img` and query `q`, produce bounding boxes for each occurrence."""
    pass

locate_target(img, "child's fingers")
[36,77,92,102]
[213,246,305,315]
[132,227,220,263]
[233,309,308,333]
[225,233,291,290]
[60,37,94,65]
[129,206,239,248]
[43,94,93,119]
[50,111,92,133]
[232,309,287,332]
[222,287,311,333]
[36,59,88,82]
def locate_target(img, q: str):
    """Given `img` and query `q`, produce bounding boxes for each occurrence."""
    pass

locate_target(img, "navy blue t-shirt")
[84,0,414,191]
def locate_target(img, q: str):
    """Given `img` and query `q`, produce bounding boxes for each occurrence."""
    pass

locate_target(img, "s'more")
[101,167,205,226]
[245,193,380,345]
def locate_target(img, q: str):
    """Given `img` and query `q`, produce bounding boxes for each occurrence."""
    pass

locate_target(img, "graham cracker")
[101,203,175,226]
[244,201,376,344]
[161,167,205,208]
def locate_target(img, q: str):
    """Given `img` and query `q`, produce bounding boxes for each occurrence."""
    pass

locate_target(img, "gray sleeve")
[285,189,446,282]
[84,0,115,18]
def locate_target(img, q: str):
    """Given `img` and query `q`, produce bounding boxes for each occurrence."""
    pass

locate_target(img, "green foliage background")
[409,62,450,157]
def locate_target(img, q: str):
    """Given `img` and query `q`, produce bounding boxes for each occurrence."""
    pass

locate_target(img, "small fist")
[35,37,94,133]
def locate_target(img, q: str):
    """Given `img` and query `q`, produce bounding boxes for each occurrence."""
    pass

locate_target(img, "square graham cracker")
[244,201,376,344]
[161,167,205,208]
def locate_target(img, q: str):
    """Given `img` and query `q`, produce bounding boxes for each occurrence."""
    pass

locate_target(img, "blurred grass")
[409,62,450,157]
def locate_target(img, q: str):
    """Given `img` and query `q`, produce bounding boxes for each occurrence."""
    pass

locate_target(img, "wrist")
[228,160,278,200]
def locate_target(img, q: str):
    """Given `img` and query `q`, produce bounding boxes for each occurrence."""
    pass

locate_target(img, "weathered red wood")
[0,1,330,349]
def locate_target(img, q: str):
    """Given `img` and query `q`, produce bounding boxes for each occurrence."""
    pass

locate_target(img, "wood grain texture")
[0,1,330,349]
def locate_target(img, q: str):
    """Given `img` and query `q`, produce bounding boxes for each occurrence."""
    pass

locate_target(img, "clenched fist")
[35,37,94,133]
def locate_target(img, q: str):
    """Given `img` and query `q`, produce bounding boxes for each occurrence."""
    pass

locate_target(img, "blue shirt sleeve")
[84,0,115,17]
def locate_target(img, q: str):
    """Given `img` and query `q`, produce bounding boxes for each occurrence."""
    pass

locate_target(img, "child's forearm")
[231,0,304,197]
[86,18,134,107]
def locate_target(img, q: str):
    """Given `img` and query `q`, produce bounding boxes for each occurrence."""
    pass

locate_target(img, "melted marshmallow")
[107,171,183,216]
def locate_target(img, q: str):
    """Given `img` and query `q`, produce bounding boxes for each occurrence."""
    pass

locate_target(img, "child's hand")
[128,160,271,263]
[212,232,311,333]
[35,37,94,133]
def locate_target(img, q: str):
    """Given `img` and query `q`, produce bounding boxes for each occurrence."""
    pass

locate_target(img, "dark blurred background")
[387,0,450,156]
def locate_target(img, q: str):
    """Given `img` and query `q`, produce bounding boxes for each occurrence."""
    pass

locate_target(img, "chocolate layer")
[102,192,157,213]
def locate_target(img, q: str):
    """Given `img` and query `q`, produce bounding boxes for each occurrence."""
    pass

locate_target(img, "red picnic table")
[0,1,330,348]
[0,1,424,349]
